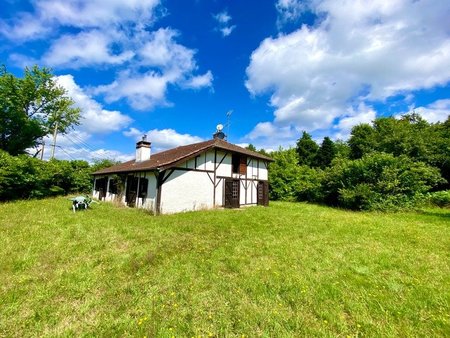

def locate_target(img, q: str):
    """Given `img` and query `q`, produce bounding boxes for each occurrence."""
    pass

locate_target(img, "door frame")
[224,178,240,208]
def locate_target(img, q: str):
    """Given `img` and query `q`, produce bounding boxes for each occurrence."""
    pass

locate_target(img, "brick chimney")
[136,135,151,162]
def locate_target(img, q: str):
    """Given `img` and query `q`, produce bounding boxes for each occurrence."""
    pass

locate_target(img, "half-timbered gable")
[92,137,272,214]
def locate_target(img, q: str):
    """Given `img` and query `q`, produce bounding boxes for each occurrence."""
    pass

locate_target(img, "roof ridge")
[93,138,271,175]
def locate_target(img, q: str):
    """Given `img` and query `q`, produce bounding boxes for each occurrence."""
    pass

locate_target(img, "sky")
[1,0,449,161]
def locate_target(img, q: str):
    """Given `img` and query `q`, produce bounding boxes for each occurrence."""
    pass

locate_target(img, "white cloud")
[182,71,214,89]
[8,53,38,69]
[0,0,161,40]
[0,12,50,40]
[214,11,232,24]
[36,0,161,27]
[398,100,450,124]
[37,75,134,163]
[276,0,308,26]
[47,145,133,162]
[138,28,195,71]
[333,104,377,140]
[124,127,204,152]
[213,10,236,37]
[93,28,213,109]
[40,130,134,162]
[220,26,236,37]
[55,75,132,134]
[43,30,134,67]
[246,0,450,143]
[244,122,298,150]
[2,1,212,113]
[94,70,170,110]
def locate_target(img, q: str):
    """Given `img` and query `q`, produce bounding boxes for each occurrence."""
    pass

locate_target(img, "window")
[232,154,247,175]
[138,178,148,198]
[95,178,106,190]
[108,179,118,194]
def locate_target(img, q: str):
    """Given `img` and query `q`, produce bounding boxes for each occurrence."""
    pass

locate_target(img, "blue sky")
[1,0,449,161]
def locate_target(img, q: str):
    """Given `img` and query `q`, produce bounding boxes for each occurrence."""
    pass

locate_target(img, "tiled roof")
[93,138,273,175]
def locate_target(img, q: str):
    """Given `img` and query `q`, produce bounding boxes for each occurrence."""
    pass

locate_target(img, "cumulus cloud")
[124,127,204,152]
[36,75,134,162]
[39,130,134,162]
[0,12,50,40]
[2,1,212,112]
[398,100,450,124]
[55,75,132,134]
[0,0,161,40]
[43,30,134,67]
[213,10,236,37]
[276,0,309,26]
[333,104,377,140]
[244,121,298,150]
[94,70,170,110]
[92,28,212,110]
[246,0,450,143]
[182,71,214,89]
[138,28,195,71]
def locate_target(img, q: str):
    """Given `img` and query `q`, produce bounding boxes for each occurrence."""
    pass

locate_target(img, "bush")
[322,153,445,210]
[0,150,96,201]
[426,190,450,208]
[295,166,324,203]
[269,148,303,201]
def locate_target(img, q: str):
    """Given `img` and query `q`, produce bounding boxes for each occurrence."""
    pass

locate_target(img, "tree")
[268,148,302,201]
[322,153,445,210]
[334,140,351,159]
[314,136,336,168]
[348,123,376,159]
[0,65,80,155]
[296,131,318,166]
[246,144,257,152]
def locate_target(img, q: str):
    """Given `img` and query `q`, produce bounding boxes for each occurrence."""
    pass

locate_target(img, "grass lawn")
[0,198,449,337]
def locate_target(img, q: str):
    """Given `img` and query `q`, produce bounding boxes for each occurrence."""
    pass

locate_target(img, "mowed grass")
[0,198,449,337]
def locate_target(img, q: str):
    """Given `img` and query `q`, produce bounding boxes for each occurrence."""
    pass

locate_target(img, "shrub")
[426,190,450,208]
[322,153,445,210]
[269,148,303,201]
[0,150,98,201]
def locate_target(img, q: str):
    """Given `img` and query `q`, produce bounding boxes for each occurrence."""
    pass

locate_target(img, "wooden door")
[96,178,107,201]
[225,179,240,208]
[257,181,269,206]
[125,176,139,207]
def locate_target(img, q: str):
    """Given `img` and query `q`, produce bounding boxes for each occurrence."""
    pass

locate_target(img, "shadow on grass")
[416,209,450,220]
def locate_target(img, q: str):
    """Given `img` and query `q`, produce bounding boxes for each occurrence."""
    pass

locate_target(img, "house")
[92,130,273,214]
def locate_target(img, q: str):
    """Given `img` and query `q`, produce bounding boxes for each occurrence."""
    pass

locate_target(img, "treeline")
[0,151,115,201]
[265,113,450,210]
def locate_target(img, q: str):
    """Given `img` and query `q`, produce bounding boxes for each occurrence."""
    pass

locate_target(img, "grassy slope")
[0,198,449,337]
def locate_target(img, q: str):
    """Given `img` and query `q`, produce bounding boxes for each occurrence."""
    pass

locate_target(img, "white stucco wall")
[239,180,247,205]
[135,173,157,212]
[214,178,224,206]
[258,160,268,180]
[245,180,258,205]
[204,151,215,171]
[93,172,158,213]
[216,151,232,177]
[160,169,214,214]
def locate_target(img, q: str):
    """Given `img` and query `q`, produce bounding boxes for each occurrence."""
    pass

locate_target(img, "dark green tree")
[246,143,257,151]
[296,131,319,166]
[314,136,336,168]
[348,123,376,159]
[268,148,302,201]
[334,140,351,159]
[0,65,81,155]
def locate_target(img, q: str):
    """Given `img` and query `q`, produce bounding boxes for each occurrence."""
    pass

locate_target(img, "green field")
[0,198,449,337]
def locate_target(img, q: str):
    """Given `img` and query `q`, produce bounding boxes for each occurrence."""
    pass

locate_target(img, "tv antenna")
[225,110,233,140]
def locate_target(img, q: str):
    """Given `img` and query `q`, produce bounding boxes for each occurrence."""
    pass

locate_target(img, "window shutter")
[239,156,247,175]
